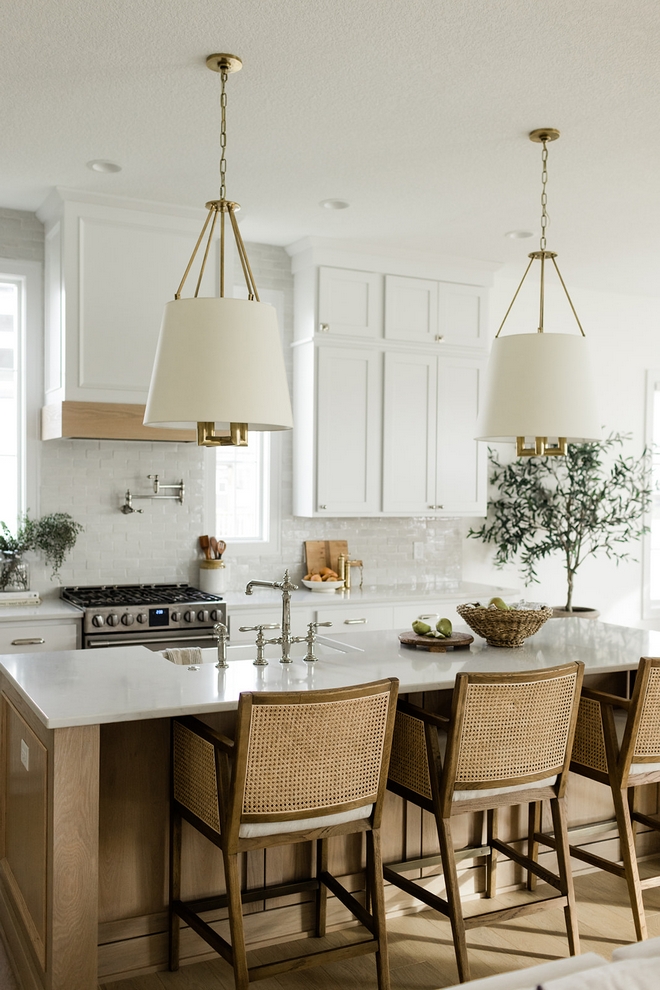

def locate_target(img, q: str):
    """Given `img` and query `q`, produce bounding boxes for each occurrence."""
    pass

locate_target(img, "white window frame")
[0,259,42,527]
[643,368,660,618]
[203,285,285,556]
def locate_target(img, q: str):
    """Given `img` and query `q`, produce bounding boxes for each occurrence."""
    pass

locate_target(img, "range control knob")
[171,611,181,622]
[91,614,104,628]
[137,613,147,624]
[197,609,209,622]
[210,609,220,621]
[121,614,135,626]
[107,614,119,627]
[184,610,196,623]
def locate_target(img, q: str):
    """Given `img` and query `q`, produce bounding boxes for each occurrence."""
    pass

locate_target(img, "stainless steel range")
[61,584,226,650]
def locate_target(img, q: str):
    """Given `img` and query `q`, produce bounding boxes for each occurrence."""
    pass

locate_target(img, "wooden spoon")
[215,539,226,559]
[199,536,212,560]
[209,537,219,559]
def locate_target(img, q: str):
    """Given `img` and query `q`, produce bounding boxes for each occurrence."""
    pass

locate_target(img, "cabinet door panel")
[438,283,487,348]
[436,358,486,514]
[385,276,438,343]
[382,352,437,513]
[318,268,383,338]
[316,347,382,514]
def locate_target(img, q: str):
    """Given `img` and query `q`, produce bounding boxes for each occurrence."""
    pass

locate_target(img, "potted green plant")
[467,435,652,614]
[0,513,84,591]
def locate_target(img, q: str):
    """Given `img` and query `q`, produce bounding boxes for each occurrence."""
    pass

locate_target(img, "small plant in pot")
[467,435,652,615]
[0,513,84,591]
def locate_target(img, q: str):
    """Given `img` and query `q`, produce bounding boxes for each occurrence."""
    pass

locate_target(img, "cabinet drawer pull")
[11,638,45,646]
[319,504,327,510]
[435,334,445,342]
[344,618,367,625]
[427,504,444,510]
[319,323,330,333]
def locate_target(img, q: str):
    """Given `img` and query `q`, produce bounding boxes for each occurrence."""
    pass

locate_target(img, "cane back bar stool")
[170,678,398,990]
[385,661,584,984]
[569,655,660,941]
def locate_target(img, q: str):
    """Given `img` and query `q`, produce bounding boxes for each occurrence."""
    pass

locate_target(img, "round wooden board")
[398,631,474,653]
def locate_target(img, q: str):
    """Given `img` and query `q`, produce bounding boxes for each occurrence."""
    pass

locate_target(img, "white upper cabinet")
[315,345,383,515]
[438,282,487,348]
[382,352,437,513]
[384,275,438,343]
[436,356,486,515]
[38,191,218,405]
[318,267,383,338]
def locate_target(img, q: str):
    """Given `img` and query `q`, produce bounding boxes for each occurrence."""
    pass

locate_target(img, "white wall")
[462,269,660,625]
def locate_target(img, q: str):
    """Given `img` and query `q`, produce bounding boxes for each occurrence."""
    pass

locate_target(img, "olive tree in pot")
[0,513,83,591]
[467,435,653,615]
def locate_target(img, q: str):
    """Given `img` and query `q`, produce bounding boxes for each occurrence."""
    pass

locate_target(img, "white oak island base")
[1,624,659,988]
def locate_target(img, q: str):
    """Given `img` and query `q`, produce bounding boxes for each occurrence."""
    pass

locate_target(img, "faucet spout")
[244,570,300,663]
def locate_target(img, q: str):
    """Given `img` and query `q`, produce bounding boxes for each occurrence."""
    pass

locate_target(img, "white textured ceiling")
[2,0,660,294]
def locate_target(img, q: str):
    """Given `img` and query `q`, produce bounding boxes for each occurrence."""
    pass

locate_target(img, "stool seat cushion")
[238,803,372,838]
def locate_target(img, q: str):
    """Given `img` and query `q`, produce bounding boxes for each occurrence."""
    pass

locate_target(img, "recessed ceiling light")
[87,160,122,173]
[320,199,350,210]
[505,230,533,239]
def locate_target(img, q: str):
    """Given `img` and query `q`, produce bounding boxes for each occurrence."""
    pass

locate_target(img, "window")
[0,278,21,527]
[204,284,285,554]
[0,260,41,531]
[644,370,660,616]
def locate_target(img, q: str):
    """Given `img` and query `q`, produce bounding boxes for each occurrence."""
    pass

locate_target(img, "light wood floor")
[98,866,660,990]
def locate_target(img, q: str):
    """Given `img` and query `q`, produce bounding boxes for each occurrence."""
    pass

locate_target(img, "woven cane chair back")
[632,663,660,761]
[173,720,222,834]
[388,709,433,800]
[449,665,581,790]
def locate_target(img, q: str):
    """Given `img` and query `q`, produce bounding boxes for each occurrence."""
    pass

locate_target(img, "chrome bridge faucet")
[245,570,304,664]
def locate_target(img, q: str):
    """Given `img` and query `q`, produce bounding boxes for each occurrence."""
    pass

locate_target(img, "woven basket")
[456,603,553,648]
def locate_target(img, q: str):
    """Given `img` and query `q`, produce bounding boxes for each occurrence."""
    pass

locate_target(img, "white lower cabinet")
[314,604,392,632]
[0,620,80,654]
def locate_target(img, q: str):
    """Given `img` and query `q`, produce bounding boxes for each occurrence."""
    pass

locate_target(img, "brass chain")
[219,69,228,201]
[540,139,549,252]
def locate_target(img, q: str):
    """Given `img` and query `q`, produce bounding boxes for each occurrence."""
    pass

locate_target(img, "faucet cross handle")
[303,619,333,664]
[239,624,281,667]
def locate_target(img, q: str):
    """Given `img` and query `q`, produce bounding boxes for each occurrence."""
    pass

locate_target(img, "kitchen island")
[1,620,659,989]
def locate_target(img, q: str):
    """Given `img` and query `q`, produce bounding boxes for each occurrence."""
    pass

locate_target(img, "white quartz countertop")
[221,581,516,610]
[2,618,659,730]
[0,597,82,623]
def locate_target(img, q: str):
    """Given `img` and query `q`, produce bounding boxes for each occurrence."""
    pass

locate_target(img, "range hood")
[41,401,196,442]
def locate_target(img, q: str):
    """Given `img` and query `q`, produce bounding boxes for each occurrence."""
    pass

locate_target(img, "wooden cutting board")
[304,540,348,575]
[398,631,474,653]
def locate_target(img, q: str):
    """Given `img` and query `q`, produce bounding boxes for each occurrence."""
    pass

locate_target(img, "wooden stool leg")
[439,817,470,983]
[613,785,647,941]
[169,812,182,971]
[367,829,391,990]
[315,837,328,938]
[550,796,580,956]
[527,801,541,892]
[224,851,250,990]
[364,830,372,914]
[486,808,498,899]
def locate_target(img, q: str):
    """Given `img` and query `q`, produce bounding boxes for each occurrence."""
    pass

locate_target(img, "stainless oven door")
[84,631,219,651]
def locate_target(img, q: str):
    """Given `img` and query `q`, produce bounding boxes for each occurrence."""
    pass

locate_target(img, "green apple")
[489,597,510,611]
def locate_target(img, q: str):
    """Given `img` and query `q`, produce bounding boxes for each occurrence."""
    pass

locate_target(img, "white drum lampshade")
[143,297,293,432]
[476,333,601,444]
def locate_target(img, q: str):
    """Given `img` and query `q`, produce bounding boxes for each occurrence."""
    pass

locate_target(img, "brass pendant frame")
[175,53,260,448]
[516,437,568,457]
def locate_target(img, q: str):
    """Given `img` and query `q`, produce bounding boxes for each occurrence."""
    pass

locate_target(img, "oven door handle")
[88,634,218,648]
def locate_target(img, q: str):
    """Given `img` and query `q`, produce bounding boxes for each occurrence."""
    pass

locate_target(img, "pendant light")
[144,54,293,446]
[475,129,600,456]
